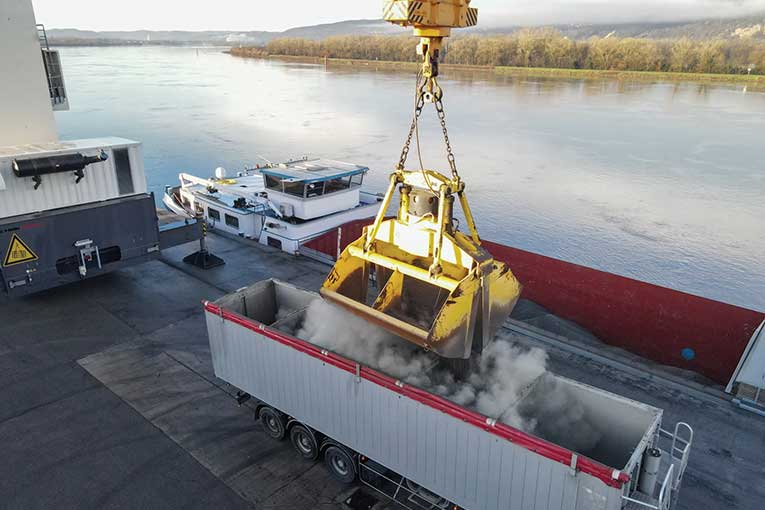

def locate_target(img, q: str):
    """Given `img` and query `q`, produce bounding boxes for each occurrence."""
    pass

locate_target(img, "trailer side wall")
[206,305,627,510]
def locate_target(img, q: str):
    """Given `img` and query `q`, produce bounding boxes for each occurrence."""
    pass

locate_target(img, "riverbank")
[51,40,227,47]
[228,49,765,86]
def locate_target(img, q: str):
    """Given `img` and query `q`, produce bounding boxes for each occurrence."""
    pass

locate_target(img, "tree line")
[232,30,765,75]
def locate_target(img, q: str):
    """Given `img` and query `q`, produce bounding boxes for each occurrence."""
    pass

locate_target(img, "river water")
[54,46,765,310]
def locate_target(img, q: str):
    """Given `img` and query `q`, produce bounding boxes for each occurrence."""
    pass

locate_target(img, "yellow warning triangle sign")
[3,233,38,267]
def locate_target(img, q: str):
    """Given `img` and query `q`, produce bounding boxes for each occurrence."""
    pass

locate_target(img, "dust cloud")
[278,299,601,455]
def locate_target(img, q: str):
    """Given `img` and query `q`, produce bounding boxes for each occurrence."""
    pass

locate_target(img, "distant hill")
[633,15,765,40]
[47,14,765,46]
[47,28,270,46]
[47,20,405,46]
[501,14,765,40]
[278,19,405,40]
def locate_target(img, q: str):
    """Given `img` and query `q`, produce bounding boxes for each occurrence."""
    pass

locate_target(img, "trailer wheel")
[259,407,286,440]
[324,446,357,484]
[290,424,319,460]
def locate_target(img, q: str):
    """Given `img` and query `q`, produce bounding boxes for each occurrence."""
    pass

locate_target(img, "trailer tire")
[290,424,319,460]
[324,446,357,484]
[259,407,287,440]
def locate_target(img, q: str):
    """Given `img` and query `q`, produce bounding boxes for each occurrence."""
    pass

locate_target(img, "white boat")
[164,158,382,254]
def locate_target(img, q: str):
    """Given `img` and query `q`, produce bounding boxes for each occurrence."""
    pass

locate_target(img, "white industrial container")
[727,320,765,413]
[205,280,693,510]
[0,137,147,219]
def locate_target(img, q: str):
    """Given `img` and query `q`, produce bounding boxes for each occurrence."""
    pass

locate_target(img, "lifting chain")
[395,77,426,172]
[434,88,459,181]
[396,75,460,183]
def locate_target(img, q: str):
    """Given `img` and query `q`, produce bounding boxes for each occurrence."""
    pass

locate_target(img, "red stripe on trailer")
[484,242,765,385]
[204,301,630,489]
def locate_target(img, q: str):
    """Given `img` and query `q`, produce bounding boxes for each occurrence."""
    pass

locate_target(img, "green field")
[493,65,765,84]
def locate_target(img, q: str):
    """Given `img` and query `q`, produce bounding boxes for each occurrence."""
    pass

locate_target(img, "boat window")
[113,148,134,195]
[282,180,305,197]
[306,182,324,198]
[225,214,240,228]
[208,207,221,221]
[325,177,351,194]
[267,237,283,250]
[264,175,281,190]
[350,173,364,186]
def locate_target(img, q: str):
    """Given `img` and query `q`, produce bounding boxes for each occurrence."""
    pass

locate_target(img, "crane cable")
[396,72,461,196]
[412,72,439,196]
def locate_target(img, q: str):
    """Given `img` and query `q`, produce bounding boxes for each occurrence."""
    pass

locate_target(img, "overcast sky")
[31,0,765,32]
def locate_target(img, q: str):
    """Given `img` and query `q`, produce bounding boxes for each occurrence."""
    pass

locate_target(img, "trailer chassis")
[235,394,460,510]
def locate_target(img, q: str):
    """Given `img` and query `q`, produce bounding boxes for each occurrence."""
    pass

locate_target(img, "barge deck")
[1,232,763,510]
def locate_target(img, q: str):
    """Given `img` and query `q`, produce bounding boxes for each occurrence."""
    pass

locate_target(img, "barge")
[163,159,382,255]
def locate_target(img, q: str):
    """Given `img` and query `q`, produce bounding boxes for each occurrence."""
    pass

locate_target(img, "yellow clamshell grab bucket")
[320,170,522,359]
[322,0,519,359]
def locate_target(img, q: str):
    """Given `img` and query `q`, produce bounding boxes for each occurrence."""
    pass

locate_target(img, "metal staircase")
[36,24,68,111]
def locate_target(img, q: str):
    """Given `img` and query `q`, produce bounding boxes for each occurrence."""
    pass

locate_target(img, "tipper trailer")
[204,279,693,510]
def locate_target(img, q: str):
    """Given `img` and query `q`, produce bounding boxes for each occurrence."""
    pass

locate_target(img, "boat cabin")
[166,158,381,255]
[260,159,368,220]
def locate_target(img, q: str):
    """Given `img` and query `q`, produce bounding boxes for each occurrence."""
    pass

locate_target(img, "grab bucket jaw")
[320,170,522,359]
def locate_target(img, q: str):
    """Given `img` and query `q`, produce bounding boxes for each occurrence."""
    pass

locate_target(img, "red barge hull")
[304,220,765,385]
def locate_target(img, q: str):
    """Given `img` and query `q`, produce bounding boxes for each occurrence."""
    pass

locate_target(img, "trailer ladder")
[622,422,693,510]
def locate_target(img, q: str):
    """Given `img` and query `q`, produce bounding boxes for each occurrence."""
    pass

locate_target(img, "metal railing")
[622,464,675,510]
[36,24,50,50]
[36,24,68,110]
[664,422,693,489]
[657,465,675,509]
[622,465,675,510]
[622,422,693,510]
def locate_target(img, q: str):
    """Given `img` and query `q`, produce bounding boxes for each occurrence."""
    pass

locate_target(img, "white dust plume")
[278,298,601,454]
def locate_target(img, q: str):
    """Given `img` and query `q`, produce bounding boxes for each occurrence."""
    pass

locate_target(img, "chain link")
[434,92,459,181]
[396,75,460,182]
[396,78,427,171]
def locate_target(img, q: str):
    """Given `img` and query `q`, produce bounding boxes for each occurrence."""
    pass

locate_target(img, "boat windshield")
[263,170,365,199]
